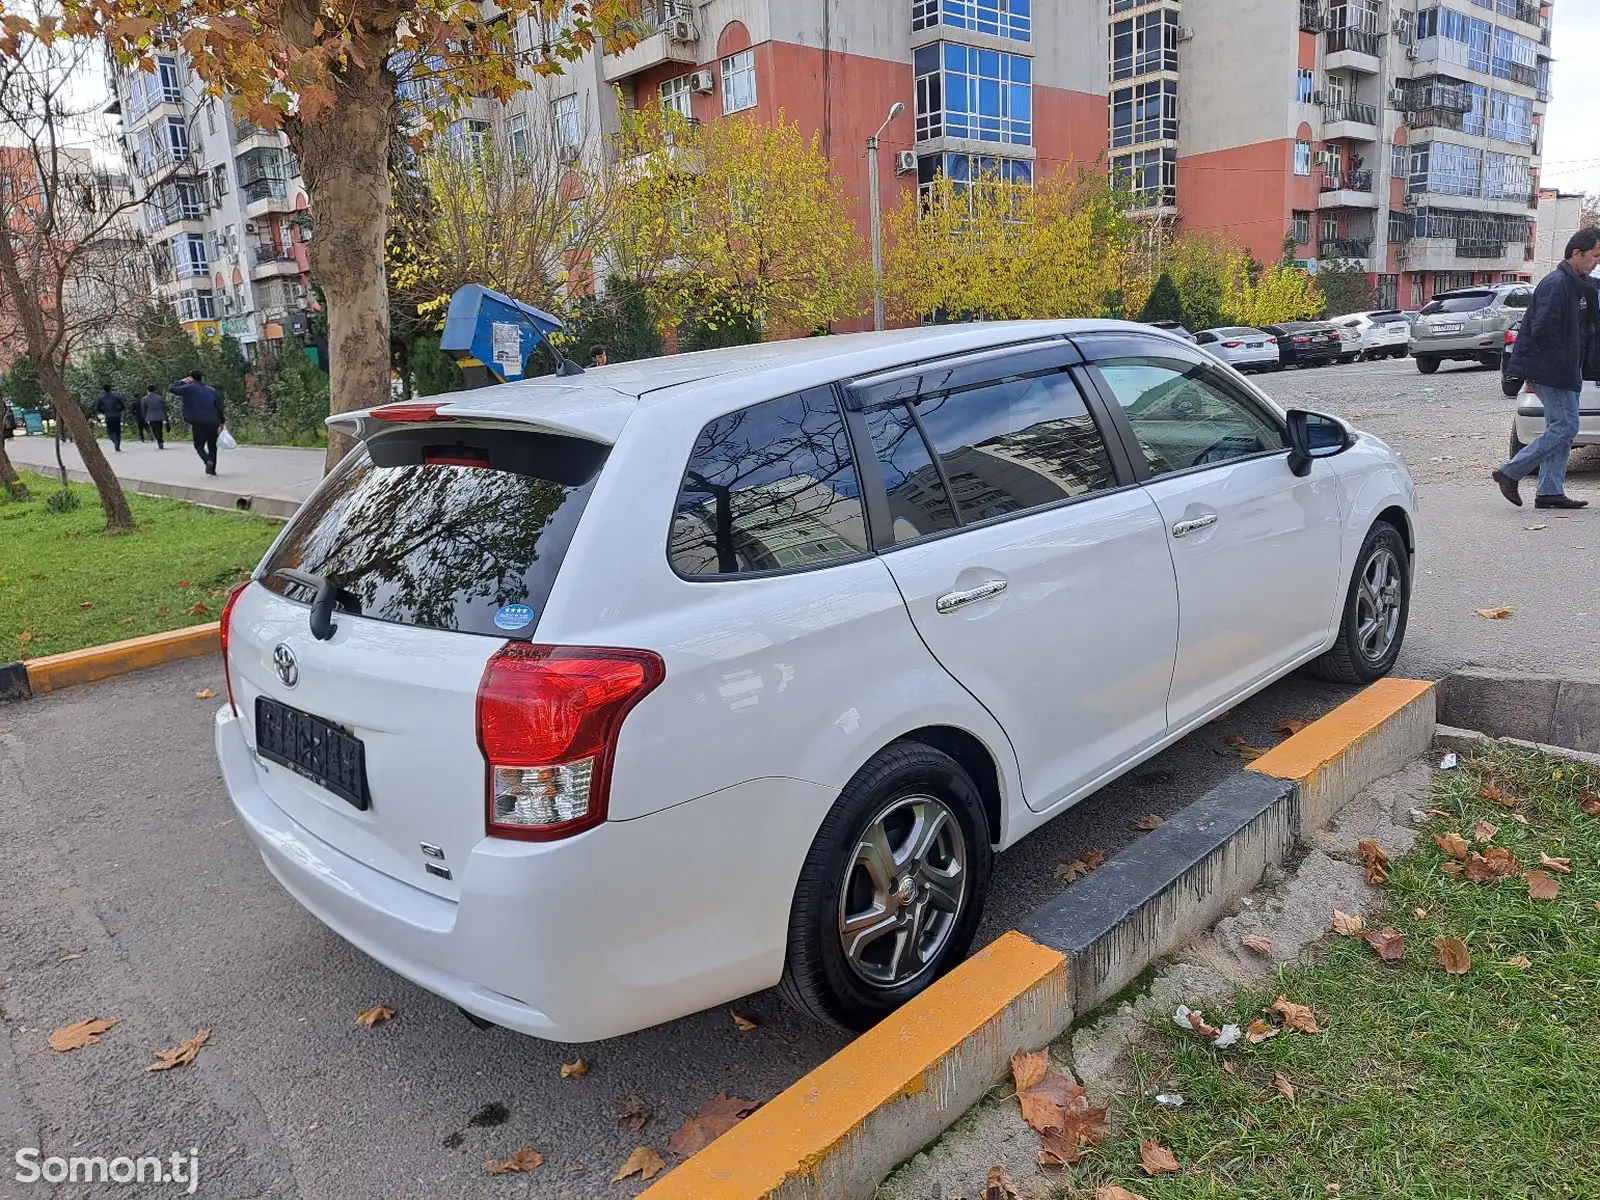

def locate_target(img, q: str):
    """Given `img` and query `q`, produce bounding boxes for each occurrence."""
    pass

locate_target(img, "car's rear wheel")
[1310,522,1411,685]
[1478,353,1500,369]
[1416,355,1439,374]
[1502,375,1524,398]
[1392,347,1410,360]
[1510,423,1525,458]
[779,743,992,1031]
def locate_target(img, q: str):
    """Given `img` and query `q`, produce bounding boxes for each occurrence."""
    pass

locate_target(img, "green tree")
[1315,259,1379,317]
[1138,272,1186,324]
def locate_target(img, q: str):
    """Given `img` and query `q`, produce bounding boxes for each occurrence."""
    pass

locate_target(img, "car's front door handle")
[936,579,1008,614]
[1171,514,1219,539]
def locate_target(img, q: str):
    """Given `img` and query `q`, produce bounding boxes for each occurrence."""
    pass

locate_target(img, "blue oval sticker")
[494,604,535,631]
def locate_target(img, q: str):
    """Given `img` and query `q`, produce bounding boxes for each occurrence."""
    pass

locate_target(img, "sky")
[1540,0,1600,198]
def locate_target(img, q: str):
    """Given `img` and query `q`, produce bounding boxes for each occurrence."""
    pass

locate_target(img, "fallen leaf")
[1426,809,1453,818]
[356,1005,395,1027]
[1524,870,1560,901]
[1054,849,1107,884]
[983,1166,1022,1200]
[1223,733,1246,747]
[731,1010,758,1031]
[1510,812,1530,825]
[1434,937,1471,975]
[157,606,168,616]
[178,578,193,588]
[1485,847,1523,876]
[612,1146,665,1183]
[485,1149,544,1174]
[1185,1009,1220,1039]
[1274,1071,1297,1101]
[1504,955,1533,970]
[618,1095,653,1131]
[1366,926,1407,962]
[1241,934,1273,955]
[1480,784,1505,803]
[1276,719,1311,736]
[1130,813,1165,831]
[560,1058,589,1078]
[1245,1019,1279,1044]
[1038,1129,1081,1167]
[667,1093,758,1158]
[148,1029,211,1072]
[1476,606,1514,619]
[1539,854,1573,875]
[1272,996,1320,1033]
[188,602,209,616]
[1473,819,1499,843]
[79,601,93,610]
[1358,838,1390,885]
[1222,1060,1238,1074]
[16,631,31,644]
[1097,1188,1150,1200]
[1415,908,1429,919]
[195,688,217,700]
[29,573,46,580]
[1009,1049,1106,1154]
[47,1018,118,1052]
[1332,909,1365,936]
[1443,861,1463,877]
[1433,832,1470,861]
[1139,1140,1180,1175]
[1580,791,1600,816]
[1237,744,1270,761]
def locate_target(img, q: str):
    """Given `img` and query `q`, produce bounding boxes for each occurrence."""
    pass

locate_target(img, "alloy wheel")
[1356,546,1404,664]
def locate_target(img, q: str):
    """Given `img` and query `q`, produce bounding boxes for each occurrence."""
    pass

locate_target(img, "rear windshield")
[1421,292,1492,314]
[1371,311,1404,321]
[259,427,605,639]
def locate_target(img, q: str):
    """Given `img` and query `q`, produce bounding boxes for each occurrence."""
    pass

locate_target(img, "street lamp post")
[867,101,906,333]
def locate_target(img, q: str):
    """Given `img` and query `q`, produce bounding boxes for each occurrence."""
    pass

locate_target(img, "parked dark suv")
[1264,321,1341,369]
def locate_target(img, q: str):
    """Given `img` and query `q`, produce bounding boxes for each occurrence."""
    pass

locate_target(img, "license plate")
[255,696,370,810]
[1432,322,1464,334]
[1247,342,1264,348]
[1387,324,1407,333]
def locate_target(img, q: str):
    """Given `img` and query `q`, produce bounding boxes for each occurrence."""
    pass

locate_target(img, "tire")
[1478,353,1500,369]
[1416,355,1440,374]
[1502,375,1523,398]
[1310,522,1411,685]
[1393,347,1410,360]
[1510,423,1524,459]
[779,743,993,1031]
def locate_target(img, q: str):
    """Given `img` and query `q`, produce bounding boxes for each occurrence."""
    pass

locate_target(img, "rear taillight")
[1222,340,1242,348]
[220,581,250,715]
[1505,329,1518,344]
[1267,336,1279,344]
[1293,336,1309,343]
[477,644,665,841]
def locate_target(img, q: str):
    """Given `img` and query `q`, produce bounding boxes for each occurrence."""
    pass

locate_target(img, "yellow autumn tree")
[1225,259,1322,327]
[882,162,1138,322]
[609,104,870,340]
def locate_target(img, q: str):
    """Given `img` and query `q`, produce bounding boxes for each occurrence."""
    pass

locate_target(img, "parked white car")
[1331,311,1412,361]
[215,323,1419,1043]
[1193,326,1280,373]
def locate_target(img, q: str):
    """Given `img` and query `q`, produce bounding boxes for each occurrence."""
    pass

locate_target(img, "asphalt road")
[2,354,1590,1199]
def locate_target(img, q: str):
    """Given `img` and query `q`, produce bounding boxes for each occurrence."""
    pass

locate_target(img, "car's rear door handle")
[936,579,1008,614]
[1171,514,1218,538]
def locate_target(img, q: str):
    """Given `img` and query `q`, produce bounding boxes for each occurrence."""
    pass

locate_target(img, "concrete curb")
[641,678,1436,1200]
[25,461,299,518]
[1438,666,1600,755]
[10,623,221,697]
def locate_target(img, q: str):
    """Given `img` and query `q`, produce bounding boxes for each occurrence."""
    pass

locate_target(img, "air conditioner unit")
[1176,25,1194,41]
[1405,45,1420,60]
[244,221,257,233]
[894,150,917,175]
[1391,16,1406,34]
[558,144,581,164]
[1404,192,1420,207]
[689,69,716,95]
[667,17,698,43]
[1312,89,1326,105]
[1316,150,1337,169]
[1388,86,1407,107]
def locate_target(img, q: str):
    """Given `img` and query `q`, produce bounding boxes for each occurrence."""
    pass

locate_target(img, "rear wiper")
[272,568,362,642]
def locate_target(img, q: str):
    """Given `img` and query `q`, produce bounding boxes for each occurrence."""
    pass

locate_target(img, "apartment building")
[105,51,315,356]
[1530,186,1584,281]
[1163,0,1550,309]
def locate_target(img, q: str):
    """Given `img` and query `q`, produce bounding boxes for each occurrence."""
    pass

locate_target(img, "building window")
[1110,79,1178,147]
[915,152,1034,210]
[1297,68,1314,104]
[1483,149,1529,200]
[1391,141,1408,179]
[1416,6,1492,73]
[721,49,757,114]
[157,55,181,102]
[1491,26,1537,83]
[1110,9,1180,81]
[911,0,1032,43]
[1111,147,1176,207]
[553,95,581,151]
[1322,214,1340,243]
[1486,88,1533,144]
[914,42,1033,145]
[1294,140,1312,175]
[1388,211,1411,242]
[166,116,189,159]
[507,113,530,164]
[1412,139,1488,196]
[1377,274,1398,307]
[660,74,693,117]
[1292,211,1312,245]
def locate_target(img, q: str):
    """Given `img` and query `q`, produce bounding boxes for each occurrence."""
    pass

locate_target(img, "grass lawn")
[1068,745,1600,1200]
[0,471,283,658]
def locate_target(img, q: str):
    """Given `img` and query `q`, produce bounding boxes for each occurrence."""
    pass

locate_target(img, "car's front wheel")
[1510,423,1525,458]
[1311,522,1411,685]
[780,743,992,1031]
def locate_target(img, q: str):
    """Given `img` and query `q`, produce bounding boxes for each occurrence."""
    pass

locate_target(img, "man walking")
[169,372,225,476]
[94,383,128,452]
[139,384,168,449]
[1492,228,1600,509]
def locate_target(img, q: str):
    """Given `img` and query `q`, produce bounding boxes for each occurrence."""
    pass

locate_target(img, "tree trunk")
[0,439,27,501]
[291,55,396,473]
[0,221,134,530]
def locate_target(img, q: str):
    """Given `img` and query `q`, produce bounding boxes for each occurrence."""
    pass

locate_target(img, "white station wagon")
[215,323,1419,1041]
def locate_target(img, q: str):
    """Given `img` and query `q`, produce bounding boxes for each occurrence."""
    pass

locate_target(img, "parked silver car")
[1511,380,1600,459]
[1410,283,1533,374]
[1194,326,1280,372]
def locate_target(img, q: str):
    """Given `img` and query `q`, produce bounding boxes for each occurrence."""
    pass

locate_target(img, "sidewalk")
[4,433,324,518]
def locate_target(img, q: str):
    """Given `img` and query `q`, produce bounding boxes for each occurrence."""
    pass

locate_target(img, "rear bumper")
[1409,333,1502,356]
[216,706,830,1041]
[1514,404,1600,447]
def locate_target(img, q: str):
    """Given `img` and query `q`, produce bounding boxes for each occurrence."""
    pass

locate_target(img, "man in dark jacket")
[169,372,226,475]
[94,383,127,451]
[1493,227,1600,509]
[138,385,168,449]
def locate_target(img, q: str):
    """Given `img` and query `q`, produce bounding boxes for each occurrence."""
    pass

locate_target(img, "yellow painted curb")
[1247,678,1434,782]
[25,622,221,694]
[639,931,1068,1200]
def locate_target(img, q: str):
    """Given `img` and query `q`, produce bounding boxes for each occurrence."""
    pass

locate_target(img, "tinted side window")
[913,372,1117,524]
[1095,358,1283,477]
[1504,290,1533,309]
[864,402,960,544]
[669,387,869,578]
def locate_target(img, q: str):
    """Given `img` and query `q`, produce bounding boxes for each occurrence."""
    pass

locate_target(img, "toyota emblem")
[273,643,299,688]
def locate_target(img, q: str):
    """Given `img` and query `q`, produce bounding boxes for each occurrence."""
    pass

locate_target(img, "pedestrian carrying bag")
[218,429,238,451]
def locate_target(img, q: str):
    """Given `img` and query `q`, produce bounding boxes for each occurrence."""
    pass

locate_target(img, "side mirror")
[1286,409,1354,477]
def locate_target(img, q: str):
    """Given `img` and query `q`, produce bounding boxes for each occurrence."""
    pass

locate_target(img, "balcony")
[1320,236,1373,261]
[1326,25,1382,72]
[1456,237,1509,259]
[602,0,699,83]
[1319,169,1379,209]
[1323,99,1380,141]
[250,243,303,280]
[133,143,199,182]
[240,175,294,217]
[1501,61,1540,89]
[1300,1,1323,33]
[233,118,284,155]
[1400,236,1523,272]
